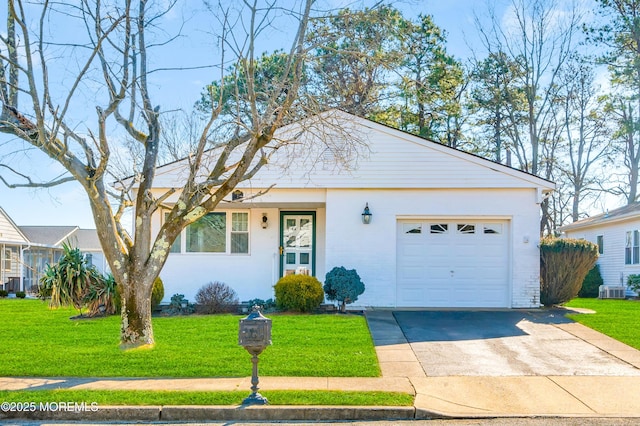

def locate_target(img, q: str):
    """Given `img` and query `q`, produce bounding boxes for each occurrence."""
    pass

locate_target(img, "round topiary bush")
[195,281,239,314]
[324,266,365,312]
[274,274,324,313]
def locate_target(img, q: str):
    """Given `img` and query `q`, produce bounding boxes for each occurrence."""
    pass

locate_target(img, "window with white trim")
[170,211,250,254]
[625,230,640,264]
[231,212,249,253]
[3,248,12,271]
[187,212,226,253]
[596,235,603,255]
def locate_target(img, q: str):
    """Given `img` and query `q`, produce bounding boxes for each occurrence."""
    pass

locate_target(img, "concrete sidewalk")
[2,310,640,421]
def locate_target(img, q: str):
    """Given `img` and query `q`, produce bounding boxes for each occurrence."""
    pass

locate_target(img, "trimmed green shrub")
[579,264,603,298]
[324,266,365,312]
[195,281,239,314]
[274,274,324,313]
[540,237,598,306]
[151,277,165,311]
[245,298,277,313]
[167,293,195,315]
[15,291,26,299]
[0,290,8,298]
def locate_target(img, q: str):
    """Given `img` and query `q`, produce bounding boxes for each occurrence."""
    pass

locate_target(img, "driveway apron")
[392,310,640,376]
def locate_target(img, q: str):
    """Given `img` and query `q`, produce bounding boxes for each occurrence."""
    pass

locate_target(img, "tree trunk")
[529,101,538,176]
[120,274,154,349]
[629,163,638,204]
[572,187,580,222]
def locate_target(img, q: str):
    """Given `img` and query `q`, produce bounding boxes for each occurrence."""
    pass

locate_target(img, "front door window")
[281,213,314,276]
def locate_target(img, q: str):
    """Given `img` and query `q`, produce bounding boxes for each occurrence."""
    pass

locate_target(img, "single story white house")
[559,203,640,296]
[0,206,106,294]
[146,111,554,308]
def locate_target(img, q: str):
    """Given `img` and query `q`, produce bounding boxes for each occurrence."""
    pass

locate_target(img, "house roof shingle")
[19,226,79,246]
[64,229,102,251]
[559,202,640,232]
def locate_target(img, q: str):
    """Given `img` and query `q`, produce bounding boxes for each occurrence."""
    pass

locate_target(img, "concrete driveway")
[386,310,640,376]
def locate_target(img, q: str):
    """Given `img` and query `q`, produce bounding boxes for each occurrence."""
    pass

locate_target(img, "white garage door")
[396,220,510,308]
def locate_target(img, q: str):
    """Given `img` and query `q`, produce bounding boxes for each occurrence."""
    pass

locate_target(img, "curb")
[0,405,421,422]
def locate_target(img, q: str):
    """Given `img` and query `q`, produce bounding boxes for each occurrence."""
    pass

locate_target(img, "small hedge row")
[273,266,366,313]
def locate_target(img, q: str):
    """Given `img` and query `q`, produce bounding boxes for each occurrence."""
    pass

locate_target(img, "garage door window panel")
[430,224,448,234]
[403,223,422,234]
[483,224,502,235]
[457,224,475,234]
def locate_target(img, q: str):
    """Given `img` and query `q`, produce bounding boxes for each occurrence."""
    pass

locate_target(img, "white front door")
[396,220,510,307]
[280,213,315,277]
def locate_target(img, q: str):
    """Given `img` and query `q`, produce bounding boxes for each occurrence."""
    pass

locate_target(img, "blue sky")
[0,1,517,228]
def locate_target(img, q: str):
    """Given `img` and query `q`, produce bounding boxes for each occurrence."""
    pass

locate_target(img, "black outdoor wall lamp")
[361,203,372,224]
[261,213,268,229]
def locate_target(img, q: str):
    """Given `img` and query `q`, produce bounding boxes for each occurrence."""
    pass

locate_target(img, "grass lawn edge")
[564,298,640,350]
[0,389,414,407]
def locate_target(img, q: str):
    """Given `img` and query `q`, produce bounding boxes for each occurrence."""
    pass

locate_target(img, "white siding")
[564,220,640,294]
[0,209,27,243]
[150,115,551,192]
[323,188,542,308]
[154,188,543,308]
[142,112,552,308]
[157,207,326,303]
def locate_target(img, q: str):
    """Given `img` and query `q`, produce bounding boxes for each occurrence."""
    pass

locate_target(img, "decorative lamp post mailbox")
[238,305,272,405]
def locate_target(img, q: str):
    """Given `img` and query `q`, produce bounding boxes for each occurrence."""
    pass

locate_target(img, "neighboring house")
[559,203,640,297]
[0,206,105,294]
[0,206,30,293]
[142,111,554,308]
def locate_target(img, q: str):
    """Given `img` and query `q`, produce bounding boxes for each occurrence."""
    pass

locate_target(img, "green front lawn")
[0,299,379,377]
[564,298,640,349]
[0,390,413,406]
